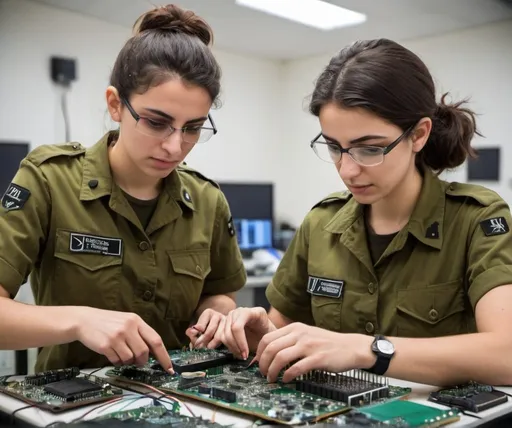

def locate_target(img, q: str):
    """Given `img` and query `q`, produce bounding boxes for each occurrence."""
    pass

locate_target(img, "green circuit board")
[57,404,228,427]
[329,400,461,427]
[105,349,412,425]
[0,368,123,412]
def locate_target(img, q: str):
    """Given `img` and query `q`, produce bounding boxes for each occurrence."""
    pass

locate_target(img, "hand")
[256,323,373,383]
[75,307,174,373]
[185,309,225,350]
[223,307,277,360]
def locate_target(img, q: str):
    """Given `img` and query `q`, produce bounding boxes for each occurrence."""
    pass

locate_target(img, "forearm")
[0,297,78,349]
[195,293,236,317]
[357,332,512,386]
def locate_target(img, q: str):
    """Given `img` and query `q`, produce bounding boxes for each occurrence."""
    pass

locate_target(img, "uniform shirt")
[266,169,512,338]
[0,133,246,371]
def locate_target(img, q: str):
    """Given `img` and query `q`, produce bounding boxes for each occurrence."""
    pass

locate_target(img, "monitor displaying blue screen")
[218,182,274,253]
[234,219,273,250]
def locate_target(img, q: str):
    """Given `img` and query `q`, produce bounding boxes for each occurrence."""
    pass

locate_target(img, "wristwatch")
[368,335,395,375]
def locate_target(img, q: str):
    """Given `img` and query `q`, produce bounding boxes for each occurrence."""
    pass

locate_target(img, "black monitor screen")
[0,142,30,195]
[218,182,273,252]
[467,147,500,181]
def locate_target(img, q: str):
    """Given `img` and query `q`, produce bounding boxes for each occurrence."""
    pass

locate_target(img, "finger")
[104,348,122,366]
[139,324,174,374]
[258,332,298,379]
[208,316,226,349]
[231,309,256,359]
[266,343,308,383]
[255,323,294,361]
[197,314,222,348]
[223,310,243,358]
[126,334,150,366]
[282,355,322,383]
[112,342,135,365]
[194,310,214,334]
[185,327,202,347]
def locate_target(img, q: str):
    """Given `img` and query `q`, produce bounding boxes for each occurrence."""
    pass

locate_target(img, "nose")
[161,130,183,157]
[337,153,361,180]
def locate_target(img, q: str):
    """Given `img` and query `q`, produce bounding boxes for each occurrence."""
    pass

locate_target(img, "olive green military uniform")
[266,169,512,338]
[0,133,246,371]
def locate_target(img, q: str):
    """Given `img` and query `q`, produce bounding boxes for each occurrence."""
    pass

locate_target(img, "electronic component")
[44,378,103,401]
[0,371,123,412]
[105,349,411,425]
[330,400,460,427]
[25,367,80,386]
[50,404,227,427]
[428,381,508,413]
[115,366,173,386]
[171,349,234,373]
[296,370,389,406]
[178,371,207,390]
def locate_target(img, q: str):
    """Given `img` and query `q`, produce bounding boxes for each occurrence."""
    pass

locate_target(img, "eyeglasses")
[121,97,217,144]
[310,124,416,167]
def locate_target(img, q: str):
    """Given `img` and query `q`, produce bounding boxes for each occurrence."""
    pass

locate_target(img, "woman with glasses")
[215,39,512,387]
[0,4,246,372]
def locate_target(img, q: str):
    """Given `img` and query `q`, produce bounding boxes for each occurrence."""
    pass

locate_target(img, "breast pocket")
[311,295,342,332]
[165,249,212,321]
[53,229,122,307]
[396,279,469,338]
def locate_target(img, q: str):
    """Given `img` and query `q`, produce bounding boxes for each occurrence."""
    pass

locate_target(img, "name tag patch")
[70,233,122,256]
[1,183,30,211]
[307,276,344,298]
[480,217,509,236]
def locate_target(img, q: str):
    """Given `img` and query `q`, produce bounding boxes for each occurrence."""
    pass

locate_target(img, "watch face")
[376,340,395,355]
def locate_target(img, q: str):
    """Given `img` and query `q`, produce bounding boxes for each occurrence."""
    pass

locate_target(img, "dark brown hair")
[309,39,480,173]
[110,4,221,105]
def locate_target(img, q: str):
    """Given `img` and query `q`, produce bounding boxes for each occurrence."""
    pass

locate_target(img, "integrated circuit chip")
[44,378,103,401]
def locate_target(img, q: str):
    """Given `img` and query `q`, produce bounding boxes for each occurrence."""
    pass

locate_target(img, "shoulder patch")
[177,164,219,189]
[480,217,509,236]
[27,143,86,167]
[1,183,30,211]
[446,182,501,207]
[311,191,352,210]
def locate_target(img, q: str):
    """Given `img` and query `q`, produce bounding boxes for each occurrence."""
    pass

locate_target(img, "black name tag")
[70,233,122,256]
[307,276,344,298]
[1,183,31,211]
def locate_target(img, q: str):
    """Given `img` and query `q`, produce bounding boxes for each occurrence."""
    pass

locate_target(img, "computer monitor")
[0,142,30,195]
[218,182,274,255]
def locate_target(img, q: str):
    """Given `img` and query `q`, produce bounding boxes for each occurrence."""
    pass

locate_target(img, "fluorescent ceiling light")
[235,0,366,31]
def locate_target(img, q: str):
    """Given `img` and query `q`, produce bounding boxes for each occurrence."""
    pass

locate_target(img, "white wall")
[0,0,283,182]
[279,19,512,226]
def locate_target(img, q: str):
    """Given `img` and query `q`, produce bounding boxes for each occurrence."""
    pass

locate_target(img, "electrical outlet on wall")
[0,351,14,375]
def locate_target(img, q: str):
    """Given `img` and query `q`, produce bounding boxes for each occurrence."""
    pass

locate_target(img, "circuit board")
[0,368,124,412]
[328,400,461,427]
[105,349,411,425]
[52,404,228,427]
[428,381,508,413]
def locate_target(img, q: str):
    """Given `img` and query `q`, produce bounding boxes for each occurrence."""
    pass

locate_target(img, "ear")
[106,86,122,123]
[410,117,432,154]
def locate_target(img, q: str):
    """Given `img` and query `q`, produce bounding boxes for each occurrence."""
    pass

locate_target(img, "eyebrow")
[143,108,207,125]
[323,133,388,145]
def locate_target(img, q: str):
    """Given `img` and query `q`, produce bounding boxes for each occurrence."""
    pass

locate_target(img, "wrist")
[62,306,87,342]
[354,334,377,369]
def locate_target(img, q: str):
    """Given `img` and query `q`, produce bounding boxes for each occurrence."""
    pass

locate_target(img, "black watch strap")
[368,335,393,375]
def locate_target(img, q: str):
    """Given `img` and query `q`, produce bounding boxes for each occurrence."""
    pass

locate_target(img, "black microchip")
[44,378,102,399]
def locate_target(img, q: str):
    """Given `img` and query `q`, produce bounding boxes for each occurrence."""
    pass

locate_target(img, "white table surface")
[1,368,512,427]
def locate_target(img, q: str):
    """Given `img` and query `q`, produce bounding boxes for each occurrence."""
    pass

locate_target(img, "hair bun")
[134,4,213,46]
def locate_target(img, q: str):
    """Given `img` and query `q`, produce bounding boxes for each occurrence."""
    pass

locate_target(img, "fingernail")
[169,368,175,375]
[267,375,271,383]
[242,352,247,360]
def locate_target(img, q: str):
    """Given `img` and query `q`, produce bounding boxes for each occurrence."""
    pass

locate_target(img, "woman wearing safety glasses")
[0,4,246,373]
[213,39,512,387]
